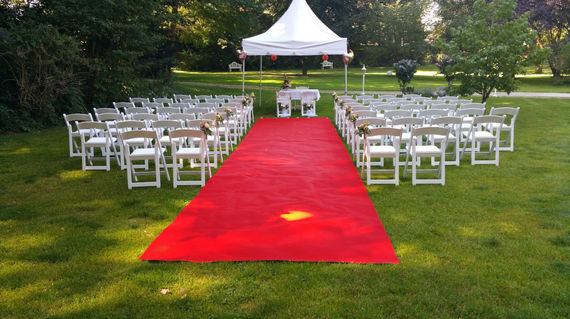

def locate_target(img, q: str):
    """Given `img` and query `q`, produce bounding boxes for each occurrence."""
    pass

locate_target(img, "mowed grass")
[174,67,570,93]
[1,84,569,318]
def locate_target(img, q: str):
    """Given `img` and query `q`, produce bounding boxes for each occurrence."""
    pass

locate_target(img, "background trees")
[437,0,547,102]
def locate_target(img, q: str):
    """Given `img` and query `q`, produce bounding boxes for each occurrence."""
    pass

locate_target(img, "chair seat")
[130,148,162,160]
[124,137,147,146]
[85,137,114,147]
[369,145,397,156]
[175,147,201,157]
[159,136,171,145]
[415,145,442,156]
[473,131,496,141]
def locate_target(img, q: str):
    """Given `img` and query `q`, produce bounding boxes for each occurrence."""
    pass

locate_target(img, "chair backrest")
[353,110,377,118]
[121,129,158,142]
[129,97,150,105]
[186,119,213,129]
[154,97,173,105]
[151,120,183,135]
[392,117,423,128]
[473,115,505,125]
[373,103,397,112]
[205,98,224,105]
[460,103,485,110]
[131,113,159,121]
[216,95,233,101]
[143,102,162,110]
[169,128,203,140]
[195,95,213,102]
[113,102,135,111]
[356,117,386,127]
[173,94,190,102]
[180,98,200,106]
[94,107,119,115]
[356,95,373,102]
[455,108,485,117]
[156,107,181,115]
[125,107,151,115]
[368,127,403,139]
[489,107,519,126]
[76,121,108,132]
[196,102,215,110]
[378,95,396,101]
[456,99,473,104]
[431,116,463,126]
[96,112,124,122]
[412,126,450,139]
[430,103,455,111]
[398,103,417,111]
[115,120,147,130]
[168,113,196,121]
[64,113,93,124]
[169,102,191,109]
[384,110,413,119]
[419,109,448,120]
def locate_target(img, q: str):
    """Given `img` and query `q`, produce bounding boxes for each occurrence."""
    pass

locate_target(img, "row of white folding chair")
[360,126,450,186]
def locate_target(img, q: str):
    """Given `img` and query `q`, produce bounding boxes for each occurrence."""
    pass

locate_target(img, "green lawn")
[174,67,570,93]
[1,85,569,318]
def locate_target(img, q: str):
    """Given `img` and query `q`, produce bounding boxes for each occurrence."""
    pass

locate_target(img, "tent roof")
[242,0,347,56]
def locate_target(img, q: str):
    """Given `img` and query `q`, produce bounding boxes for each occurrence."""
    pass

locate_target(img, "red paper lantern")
[271,55,277,61]
[322,54,329,61]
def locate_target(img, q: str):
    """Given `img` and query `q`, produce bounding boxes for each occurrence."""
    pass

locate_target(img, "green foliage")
[0,22,84,132]
[393,59,420,94]
[359,0,431,65]
[438,0,549,102]
[435,54,456,85]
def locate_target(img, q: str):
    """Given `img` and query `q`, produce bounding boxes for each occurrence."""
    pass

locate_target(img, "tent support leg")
[242,59,246,96]
[259,56,262,108]
[344,63,348,95]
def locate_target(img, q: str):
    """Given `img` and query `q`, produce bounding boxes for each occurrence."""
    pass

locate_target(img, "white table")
[278,89,320,102]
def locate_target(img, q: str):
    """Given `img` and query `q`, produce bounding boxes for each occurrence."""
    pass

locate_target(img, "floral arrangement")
[332,91,337,102]
[200,120,212,136]
[338,99,344,109]
[349,113,359,123]
[278,101,288,111]
[345,105,352,117]
[225,107,234,118]
[282,75,291,90]
[357,121,371,137]
[242,92,255,107]
[214,112,224,127]
[303,100,314,111]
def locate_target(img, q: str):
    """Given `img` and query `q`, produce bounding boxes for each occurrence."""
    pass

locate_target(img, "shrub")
[393,59,420,94]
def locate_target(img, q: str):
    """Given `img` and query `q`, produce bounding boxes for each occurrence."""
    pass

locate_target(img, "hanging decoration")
[271,55,277,61]
[343,50,354,65]
[322,54,329,61]
[237,50,247,62]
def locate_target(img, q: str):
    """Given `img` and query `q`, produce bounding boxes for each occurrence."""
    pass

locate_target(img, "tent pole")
[242,59,246,96]
[344,63,348,95]
[259,56,263,108]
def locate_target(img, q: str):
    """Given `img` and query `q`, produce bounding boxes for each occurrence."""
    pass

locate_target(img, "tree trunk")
[481,88,492,103]
[302,57,308,76]
[547,55,560,78]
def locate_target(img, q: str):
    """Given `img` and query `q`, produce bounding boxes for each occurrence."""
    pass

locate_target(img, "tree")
[360,0,431,65]
[516,0,569,77]
[437,0,547,102]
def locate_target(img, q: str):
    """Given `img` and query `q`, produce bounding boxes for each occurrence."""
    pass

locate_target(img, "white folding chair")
[63,113,93,157]
[391,117,423,166]
[113,102,135,112]
[120,130,170,189]
[301,92,317,117]
[154,97,174,106]
[76,121,118,171]
[404,126,450,185]
[277,97,291,118]
[168,113,196,123]
[129,97,150,107]
[354,118,386,167]
[461,115,505,166]
[362,127,403,185]
[116,120,148,170]
[173,94,190,102]
[169,129,211,187]
[489,107,520,151]
[431,116,463,166]
[187,119,220,168]
[151,120,183,167]
[202,112,232,157]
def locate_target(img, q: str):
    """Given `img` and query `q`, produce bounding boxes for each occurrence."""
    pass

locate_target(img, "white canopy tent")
[241,0,349,94]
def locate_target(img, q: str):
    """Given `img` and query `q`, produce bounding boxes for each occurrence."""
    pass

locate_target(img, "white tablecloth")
[278,89,320,101]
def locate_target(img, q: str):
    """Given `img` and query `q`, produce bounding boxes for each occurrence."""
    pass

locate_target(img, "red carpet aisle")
[140,118,399,263]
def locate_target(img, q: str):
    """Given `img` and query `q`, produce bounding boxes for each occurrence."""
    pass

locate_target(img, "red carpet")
[140,118,399,263]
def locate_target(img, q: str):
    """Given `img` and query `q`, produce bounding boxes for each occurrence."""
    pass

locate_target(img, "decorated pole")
[361,64,366,95]
[237,50,247,95]
[343,50,354,95]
